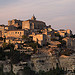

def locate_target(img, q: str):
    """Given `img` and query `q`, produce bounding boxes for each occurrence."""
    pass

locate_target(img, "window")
[15,32,17,34]
[20,32,21,34]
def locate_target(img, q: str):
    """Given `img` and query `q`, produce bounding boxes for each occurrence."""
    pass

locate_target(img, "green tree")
[0,47,5,60]
[10,51,20,64]
[59,40,66,47]
[22,66,35,75]
[2,42,7,48]
[22,35,28,39]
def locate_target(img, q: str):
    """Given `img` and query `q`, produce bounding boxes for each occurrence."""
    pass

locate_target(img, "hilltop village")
[0,15,75,75]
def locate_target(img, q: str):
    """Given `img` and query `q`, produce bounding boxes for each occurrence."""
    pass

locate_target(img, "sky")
[0,0,75,34]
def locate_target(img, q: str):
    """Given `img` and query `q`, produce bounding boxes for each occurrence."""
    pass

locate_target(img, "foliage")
[70,34,75,38]
[38,31,42,33]
[59,40,66,47]
[23,66,35,75]
[22,35,28,39]
[9,43,15,54]
[2,42,7,48]
[20,52,31,62]
[28,42,37,53]
[0,47,5,60]
[59,37,64,40]
[57,44,62,48]
[17,66,66,75]
[36,67,66,75]
[51,38,58,41]
[0,65,15,75]
[59,49,73,56]
[54,33,60,37]
[0,37,3,40]
[0,65,4,75]
[10,50,20,64]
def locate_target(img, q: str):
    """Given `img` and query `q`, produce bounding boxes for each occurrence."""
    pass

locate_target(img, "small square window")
[15,32,17,34]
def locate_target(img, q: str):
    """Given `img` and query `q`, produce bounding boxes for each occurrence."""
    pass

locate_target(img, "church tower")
[31,14,36,20]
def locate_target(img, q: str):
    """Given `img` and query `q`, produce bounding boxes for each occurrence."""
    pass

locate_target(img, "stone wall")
[30,54,75,72]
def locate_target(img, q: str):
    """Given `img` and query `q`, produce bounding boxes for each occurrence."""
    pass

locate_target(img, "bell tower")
[31,14,36,20]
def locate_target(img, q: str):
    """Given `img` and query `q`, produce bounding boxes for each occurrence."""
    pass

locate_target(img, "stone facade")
[58,29,72,37]
[0,25,7,37]
[30,53,75,72]
[63,37,75,50]
[8,25,17,30]
[33,33,47,46]
[5,30,27,39]
[8,19,22,28]
[22,15,46,30]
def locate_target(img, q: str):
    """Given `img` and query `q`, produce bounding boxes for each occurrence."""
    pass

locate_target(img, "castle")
[0,15,73,46]
[0,15,46,38]
[0,15,48,46]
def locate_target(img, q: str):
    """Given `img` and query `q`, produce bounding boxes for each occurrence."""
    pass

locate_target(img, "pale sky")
[0,0,75,33]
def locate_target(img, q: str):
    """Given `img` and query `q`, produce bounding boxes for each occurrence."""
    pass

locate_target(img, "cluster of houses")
[0,15,75,74]
[0,15,74,47]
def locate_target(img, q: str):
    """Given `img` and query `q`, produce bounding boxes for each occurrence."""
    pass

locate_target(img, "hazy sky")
[0,0,75,33]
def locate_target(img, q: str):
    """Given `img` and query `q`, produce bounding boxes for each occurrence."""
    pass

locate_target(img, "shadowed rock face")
[30,53,75,72]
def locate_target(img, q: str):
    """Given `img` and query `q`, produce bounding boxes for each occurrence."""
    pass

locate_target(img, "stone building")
[58,29,72,37]
[0,25,8,37]
[22,15,46,30]
[5,30,28,39]
[8,19,22,28]
[63,37,75,50]
[66,29,72,37]
[8,25,17,30]
[32,33,47,46]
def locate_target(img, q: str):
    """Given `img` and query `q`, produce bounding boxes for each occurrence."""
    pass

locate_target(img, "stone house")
[5,29,28,39]
[33,33,47,46]
[58,29,72,37]
[0,25,8,37]
[8,19,22,28]
[63,37,75,50]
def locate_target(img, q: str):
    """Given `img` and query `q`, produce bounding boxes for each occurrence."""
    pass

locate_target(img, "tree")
[57,44,62,48]
[70,34,75,38]
[22,35,28,39]
[28,42,37,53]
[0,47,5,60]
[20,53,31,61]
[22,66,35,75]
[54,33,60,37]
[59,40,66,47]
[10,51,20,64]
[2,42,7,48]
